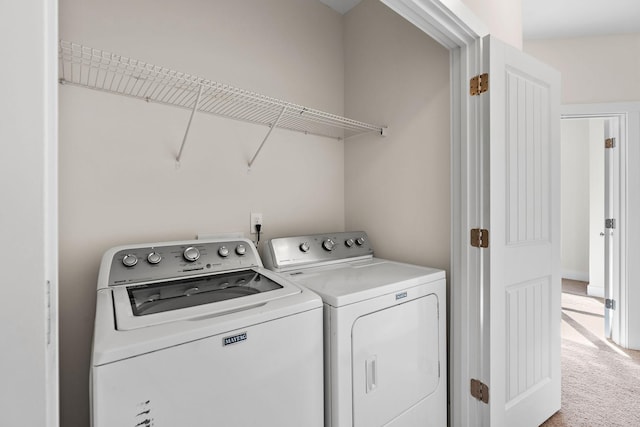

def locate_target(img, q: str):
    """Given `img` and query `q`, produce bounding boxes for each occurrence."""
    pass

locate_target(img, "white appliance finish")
[263,231,447,427]
[91,237,324,427]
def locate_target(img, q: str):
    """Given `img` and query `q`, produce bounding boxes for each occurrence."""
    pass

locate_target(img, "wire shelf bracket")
[175,84,204,168]
[248,105,287,170]
[58,40,388,167]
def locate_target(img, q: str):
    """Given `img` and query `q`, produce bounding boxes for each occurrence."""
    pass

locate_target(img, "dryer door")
[352,294,440,427]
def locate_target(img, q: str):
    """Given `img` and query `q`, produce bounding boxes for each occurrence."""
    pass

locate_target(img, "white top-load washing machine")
[91,237,324,427]
[262,231,446,427]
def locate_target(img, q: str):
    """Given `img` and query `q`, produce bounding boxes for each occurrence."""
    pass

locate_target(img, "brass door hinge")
[471,378,489,403]
[470,73,489,96]
[605,138,616,149]
[470,228,489,248]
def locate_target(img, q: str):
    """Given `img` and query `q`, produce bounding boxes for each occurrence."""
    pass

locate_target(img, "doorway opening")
[560,109,626,347]
[547,113,640,426]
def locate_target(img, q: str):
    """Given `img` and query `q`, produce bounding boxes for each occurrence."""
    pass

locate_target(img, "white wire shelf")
[58,40,386,166]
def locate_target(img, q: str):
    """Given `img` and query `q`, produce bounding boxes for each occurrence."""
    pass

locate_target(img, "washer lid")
[111,268,301,330]
[283,258,445,307]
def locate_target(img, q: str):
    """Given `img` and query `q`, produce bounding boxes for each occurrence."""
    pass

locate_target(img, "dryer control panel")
[106,238,260,286]
[263,231,374,271]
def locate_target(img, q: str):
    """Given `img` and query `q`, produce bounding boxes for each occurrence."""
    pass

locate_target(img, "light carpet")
[541,291,640,426]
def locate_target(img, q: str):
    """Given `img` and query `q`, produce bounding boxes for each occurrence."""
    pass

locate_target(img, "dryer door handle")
[366,356,378,393]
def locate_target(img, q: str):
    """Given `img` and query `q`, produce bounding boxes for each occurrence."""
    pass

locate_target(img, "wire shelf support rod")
[248,105,287,169]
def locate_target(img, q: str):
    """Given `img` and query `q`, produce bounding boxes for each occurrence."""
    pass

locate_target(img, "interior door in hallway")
[478,35,561,427]
[604,117,619,341]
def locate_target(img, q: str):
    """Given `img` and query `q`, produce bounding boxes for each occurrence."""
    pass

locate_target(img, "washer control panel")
[108,238,259,286]
[264,231,373,271]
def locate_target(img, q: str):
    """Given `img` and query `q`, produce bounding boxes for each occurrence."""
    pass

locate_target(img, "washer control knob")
[322,238,336,251]
[345,238,355,248]
[122,254,138,267]
[235,244,246,256]
[218,246,230,257]
[147,252,162,265]
[356,237,366,246]
[299,242,310,253]
[183,246,200,262]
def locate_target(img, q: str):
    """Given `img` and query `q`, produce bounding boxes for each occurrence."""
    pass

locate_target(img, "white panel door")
[480,35,561,427]
[603,118,619,340]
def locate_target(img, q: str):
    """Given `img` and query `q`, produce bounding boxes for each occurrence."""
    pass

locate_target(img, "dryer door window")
[351,294,440,427]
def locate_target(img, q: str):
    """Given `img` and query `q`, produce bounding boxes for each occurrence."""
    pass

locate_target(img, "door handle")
[600,232,605,236]
[366,356,378,393]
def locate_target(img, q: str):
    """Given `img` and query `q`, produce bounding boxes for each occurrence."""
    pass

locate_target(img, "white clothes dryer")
[91,237,324,427]
[263,231,447,427]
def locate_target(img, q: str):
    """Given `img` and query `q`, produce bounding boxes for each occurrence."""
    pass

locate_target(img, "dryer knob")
[147,252,162,264]
[218,246,230,257]
[322,238,336,251]
[299,242,310,253]
[122,254,138,267]
[183,246,200,262]
[345,238,355,247]
[356,237,366,246]
[235,244,246,256]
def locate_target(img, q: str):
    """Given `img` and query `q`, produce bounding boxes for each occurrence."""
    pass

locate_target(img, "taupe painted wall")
[462,0,523,48]
[560,119,590,278]
[344,0,451,272]
[524,34,640,104]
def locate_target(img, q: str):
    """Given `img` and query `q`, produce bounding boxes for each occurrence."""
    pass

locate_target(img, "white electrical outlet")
[250,213,263,234]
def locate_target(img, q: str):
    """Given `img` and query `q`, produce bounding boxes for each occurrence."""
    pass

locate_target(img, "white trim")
[380,1,484,425]
[561,102,640,116]
[562,269,589,283]
[561,102,640,349]
[587,284,605,298]
[382,0,487,48]
[1,0,59,425]
[45,0,60,425]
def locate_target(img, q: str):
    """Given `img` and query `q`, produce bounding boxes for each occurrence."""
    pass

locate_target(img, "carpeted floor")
[541,280,640,426]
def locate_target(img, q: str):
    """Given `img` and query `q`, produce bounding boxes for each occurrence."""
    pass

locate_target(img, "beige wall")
[59,1,346,426]
[462,0,522,48]
[344,0,451,272]
[560,119,590,278]
[524,34,640,104]
[588,119,605,293]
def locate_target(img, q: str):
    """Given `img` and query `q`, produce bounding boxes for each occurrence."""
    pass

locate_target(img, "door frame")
[380,1,487,425]
[561,102,640,349]
[2,0,59,426]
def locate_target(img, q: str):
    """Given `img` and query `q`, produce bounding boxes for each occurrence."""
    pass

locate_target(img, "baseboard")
[562,269,589,282]
[587,284,605,298]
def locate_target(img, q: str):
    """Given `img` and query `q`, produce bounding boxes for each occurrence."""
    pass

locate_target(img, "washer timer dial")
[322,238,336,251]
[122,254,138,267]
[147,252,162,264]
[218,246,230,257]
[183,246,200,262]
